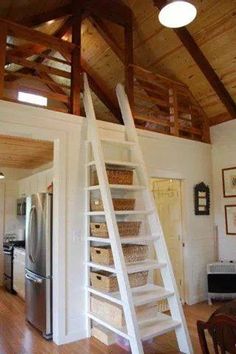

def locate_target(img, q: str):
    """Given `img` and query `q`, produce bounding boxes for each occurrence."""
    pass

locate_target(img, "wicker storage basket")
[90,270,148,292]
[91,296,158,328]
[90,245,148,265]
[90,198,135,211]
[90,221,141,238]
[91,166,133,186]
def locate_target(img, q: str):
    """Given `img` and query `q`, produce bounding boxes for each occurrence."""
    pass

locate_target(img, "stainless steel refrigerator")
[25,193,53,339]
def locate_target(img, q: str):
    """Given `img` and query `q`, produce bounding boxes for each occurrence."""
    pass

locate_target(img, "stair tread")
[87,160,139,168]
[87,210,153,216]
[87,236,160,244]
[101,138,135,146]
[88,311,180,341]
[86,184,145,191]
[88,283,174,306]
[88,260,166,274]
[139,313,181,340]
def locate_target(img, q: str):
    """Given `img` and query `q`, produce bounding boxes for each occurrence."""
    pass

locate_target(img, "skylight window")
[18,92,48,107]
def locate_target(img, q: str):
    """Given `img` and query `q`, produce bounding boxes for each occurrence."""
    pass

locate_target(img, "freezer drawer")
[25,271,52,338]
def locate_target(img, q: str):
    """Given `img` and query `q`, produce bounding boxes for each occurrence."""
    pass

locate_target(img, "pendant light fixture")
[0,172,5,179]
[158,0,197,28]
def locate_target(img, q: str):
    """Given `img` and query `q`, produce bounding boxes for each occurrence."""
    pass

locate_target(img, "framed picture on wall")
[225,205,236,235]
[222,167,236,197]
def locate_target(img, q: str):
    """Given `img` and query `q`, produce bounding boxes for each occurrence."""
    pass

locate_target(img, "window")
[18,92,47,107]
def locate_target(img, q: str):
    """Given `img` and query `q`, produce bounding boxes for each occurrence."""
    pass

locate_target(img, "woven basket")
[91,167,133,186]
[90,245,148,265]
[90,198,135,211]
[90,221,141,238]
[91,296,158,328]
[90,270,148,292]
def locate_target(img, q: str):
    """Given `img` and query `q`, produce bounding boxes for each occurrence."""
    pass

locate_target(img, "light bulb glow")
[159,1,197,28]
[0,172,5,179]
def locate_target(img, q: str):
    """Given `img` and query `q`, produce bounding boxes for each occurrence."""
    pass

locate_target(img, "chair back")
[197,314,236,354]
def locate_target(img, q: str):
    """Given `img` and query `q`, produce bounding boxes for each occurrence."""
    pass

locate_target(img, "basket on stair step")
[90,245,148,265]
[90,221,141,238]
[91,296,158,328]
[91,165,134,186]
[90,270,148,292]
[90,198,135,211]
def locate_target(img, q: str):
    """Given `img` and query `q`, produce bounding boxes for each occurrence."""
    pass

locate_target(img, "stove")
[3,239,25,293]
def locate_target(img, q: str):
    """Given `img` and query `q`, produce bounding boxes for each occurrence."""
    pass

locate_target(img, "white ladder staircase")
[83,73,193,354]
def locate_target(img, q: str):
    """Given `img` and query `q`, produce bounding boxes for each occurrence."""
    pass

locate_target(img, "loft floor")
[0,286,220,354]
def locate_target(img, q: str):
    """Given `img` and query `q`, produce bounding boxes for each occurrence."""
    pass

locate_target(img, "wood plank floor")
[0,287,220,354]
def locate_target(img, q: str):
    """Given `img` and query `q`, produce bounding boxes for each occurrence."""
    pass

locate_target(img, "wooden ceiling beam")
[17,1,132,28]
[153,0,236,120]
[209,113,232,126]
[81,0,132,27]
[17,4,72,27]
[173,28,236,119]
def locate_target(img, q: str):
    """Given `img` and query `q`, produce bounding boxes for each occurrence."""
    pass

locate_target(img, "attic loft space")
[0,0,235,144]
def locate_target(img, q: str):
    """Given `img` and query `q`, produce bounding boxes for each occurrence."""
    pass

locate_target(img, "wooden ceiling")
[0,135,53,169]
[0,0,235,126]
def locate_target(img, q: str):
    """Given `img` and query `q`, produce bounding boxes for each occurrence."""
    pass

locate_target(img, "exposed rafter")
[88,16,124,62]
[153,0,236,120]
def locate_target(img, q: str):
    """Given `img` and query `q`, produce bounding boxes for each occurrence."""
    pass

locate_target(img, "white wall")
[0,99,215,344]
[99,123,215,305]
[211,120,236,261]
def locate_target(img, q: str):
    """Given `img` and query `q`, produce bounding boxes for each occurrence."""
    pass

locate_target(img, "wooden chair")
[197,314,236,354]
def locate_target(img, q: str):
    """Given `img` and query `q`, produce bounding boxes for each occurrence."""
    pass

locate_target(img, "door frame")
[0,109,68,344]
[150,175,187,304]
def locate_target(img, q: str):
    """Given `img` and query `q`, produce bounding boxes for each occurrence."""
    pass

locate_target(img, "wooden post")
[124,18,134,108]
[70,5,82,115]
[0,23,7,98]
[169,87,179,136]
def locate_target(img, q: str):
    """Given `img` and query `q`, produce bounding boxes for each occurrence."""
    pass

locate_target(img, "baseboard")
[53,329,88,345]
[187,293,207,305]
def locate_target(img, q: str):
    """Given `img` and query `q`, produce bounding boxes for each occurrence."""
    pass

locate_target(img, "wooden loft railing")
[0,18,81,115]
[0,18,210,143]
[132,65,210,143]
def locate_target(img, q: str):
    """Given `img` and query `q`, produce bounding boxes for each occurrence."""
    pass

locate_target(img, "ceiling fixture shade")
[158,1,197,28]
[0,172,5,179]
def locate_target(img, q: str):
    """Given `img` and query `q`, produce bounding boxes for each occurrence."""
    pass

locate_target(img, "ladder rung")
[86,210,154,216]
[101,138,135,147]
[86,184,145,191]
[87,312,129,340]
[87,160,139,169]
[139,313,181,341]
[87,236,160,244]
[88,284,174,307]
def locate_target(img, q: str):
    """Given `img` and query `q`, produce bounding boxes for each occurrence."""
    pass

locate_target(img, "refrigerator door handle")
[25,273,42,284]
[28,205,37,263]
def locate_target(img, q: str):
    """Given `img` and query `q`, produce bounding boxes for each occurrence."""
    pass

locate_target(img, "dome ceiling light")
[158,0,197,28]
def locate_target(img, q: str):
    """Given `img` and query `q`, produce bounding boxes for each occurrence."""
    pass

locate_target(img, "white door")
[0,183,5,284]
[151,178,185,302]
